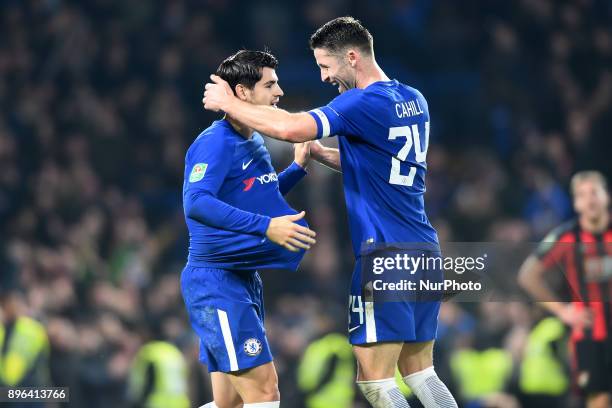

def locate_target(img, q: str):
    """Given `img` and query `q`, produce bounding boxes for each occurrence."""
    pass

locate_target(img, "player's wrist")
[222,94,239,114]
[294,159,309,170]
[258,215,272,237]
[543,302,566,316]
[308,143,324,160]
[311,144,333,163]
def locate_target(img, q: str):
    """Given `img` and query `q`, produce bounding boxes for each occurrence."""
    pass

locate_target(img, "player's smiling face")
[248,67,283,107]
[313,48,355,94]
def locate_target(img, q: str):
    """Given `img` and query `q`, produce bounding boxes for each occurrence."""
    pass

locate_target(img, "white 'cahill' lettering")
[395,100,424,119]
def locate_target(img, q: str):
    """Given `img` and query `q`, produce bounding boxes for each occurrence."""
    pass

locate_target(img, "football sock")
[403,366,457,408]
[357,377,411,407]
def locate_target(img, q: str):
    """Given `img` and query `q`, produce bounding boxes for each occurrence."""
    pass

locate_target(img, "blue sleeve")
[307,90,363,139]
[277,161,307,195]
[183,135,270,236]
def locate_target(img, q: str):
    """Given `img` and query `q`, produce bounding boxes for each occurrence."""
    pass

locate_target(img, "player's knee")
[357,362,396,381]
[354,344,403,381]
[264,390,281,401]
[261,381,280,401]
[213,396,242,408]
[398,357,432,376]
[398,343,433,376]
[250,376,280,401]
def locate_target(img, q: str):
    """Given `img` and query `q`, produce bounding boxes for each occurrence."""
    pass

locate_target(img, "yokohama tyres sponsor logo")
[242,172,278,191]
[243,177,256,191]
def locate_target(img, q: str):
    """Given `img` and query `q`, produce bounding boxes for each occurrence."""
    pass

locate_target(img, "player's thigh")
[226,361,280,403]
[210,372,242,408]
[353,341,403,381]
[397,339,434,376]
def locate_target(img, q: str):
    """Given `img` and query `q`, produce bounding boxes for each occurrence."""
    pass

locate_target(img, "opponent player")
[182,50,316,408]
[519,171,611,408]
[203,17,457,408]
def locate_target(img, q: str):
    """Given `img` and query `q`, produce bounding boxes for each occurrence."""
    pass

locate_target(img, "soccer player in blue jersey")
[203,17,458,408]
[182,50,317,408]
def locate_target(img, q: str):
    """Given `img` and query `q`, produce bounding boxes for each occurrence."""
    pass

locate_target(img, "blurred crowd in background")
[0,0,610,407]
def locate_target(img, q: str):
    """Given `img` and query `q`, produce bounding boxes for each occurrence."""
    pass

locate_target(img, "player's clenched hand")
[294,141,311,168]
[557,303,592,328]
[266,211,316,252]
[203,75,234,112]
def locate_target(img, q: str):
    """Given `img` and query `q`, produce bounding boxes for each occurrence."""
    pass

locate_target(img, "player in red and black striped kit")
[520,171,611,408]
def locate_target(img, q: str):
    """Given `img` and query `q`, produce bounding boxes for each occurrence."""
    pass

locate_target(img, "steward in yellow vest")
[128,340,190,408]
[450,347,513,402]
[0,291,49,388]
[520,317,568,395]
[297,333,355,408]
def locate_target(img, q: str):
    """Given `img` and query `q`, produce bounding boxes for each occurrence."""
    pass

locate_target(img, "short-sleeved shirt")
[536,219,612,341]
[308,80,438,256]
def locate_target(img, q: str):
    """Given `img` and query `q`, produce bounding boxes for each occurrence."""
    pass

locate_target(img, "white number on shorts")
[349,295,364,325]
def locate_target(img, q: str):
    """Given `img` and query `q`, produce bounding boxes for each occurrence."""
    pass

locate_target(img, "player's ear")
[235,84,250,102]
[346,49,358,68]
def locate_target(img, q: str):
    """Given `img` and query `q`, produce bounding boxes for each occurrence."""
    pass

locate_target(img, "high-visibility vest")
[451,348,512,400]
[129,341,190,408]
[0,316,49,386]
[297,333,355,408]
[520,317,568,395]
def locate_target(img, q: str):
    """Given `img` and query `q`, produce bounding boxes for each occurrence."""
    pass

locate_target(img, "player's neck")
[357,60,390,89]
[579,212,609,233]
[225,115,253,139]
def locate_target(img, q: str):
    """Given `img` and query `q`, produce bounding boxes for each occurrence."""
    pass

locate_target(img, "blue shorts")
[348,258,440,345]
[180,265,272,373]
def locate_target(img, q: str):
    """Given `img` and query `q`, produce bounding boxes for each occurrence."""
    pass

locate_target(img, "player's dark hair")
[309,17,373,55]
[216,50,278,95]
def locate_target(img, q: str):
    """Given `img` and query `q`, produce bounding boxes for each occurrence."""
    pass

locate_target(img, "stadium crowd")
[0,0,610,406]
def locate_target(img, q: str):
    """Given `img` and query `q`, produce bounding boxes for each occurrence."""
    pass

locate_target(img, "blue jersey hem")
[186,258,300,272]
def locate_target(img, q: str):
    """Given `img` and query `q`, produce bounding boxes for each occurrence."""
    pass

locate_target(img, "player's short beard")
[336,68,356,93]
[331,55,356,93]
[336,77,349,93]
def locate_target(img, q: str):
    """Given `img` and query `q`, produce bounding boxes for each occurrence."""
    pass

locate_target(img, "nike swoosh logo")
[242,159,254,170]
[348,325,361,333]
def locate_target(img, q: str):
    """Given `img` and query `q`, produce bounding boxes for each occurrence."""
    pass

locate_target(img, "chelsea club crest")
[243,338,262,356]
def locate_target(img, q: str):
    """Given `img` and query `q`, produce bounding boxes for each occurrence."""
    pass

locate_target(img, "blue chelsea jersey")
[183,119,307,271]
[308,80,439,256]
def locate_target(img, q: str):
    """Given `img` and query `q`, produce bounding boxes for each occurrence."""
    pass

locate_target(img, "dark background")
[1,0,610,406]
